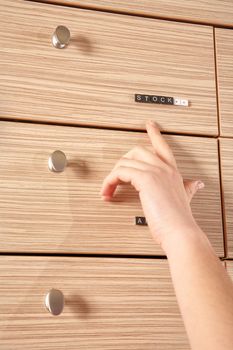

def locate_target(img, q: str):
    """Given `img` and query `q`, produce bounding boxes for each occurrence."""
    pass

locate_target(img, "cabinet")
[0,0,229,348]
[0,0,218,135]
[37,0,233,27]
[0,256,190,349]
[0,121,224,256]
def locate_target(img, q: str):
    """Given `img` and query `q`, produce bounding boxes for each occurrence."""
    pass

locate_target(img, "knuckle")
[118,157,126,165]
[116,165,126,171]
[115,157,127,168]
[132,145,145,154]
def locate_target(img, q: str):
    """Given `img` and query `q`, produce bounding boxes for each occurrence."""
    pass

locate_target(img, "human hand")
[100,120,205,249]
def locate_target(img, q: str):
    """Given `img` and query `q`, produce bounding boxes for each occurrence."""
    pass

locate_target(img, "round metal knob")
[45,289,64,316]
[48,150,67,172]
[52,26,71,49]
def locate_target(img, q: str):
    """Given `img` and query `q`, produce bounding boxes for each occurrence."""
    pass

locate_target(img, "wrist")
[159,220,209,256]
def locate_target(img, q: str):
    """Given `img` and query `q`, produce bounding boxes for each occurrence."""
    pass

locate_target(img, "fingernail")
[196,181,205,190]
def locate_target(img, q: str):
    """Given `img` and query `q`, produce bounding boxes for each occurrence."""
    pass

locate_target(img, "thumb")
[184,179,205,203]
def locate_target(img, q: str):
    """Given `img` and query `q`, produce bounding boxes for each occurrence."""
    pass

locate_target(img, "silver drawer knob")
[48,150,67,172]
[52,26,71,49]
[45,289,64,316]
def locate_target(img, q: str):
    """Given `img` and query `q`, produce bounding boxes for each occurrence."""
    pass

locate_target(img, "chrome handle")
[48,150,67,172]
[45,289,64,316]
[52,26,71,49]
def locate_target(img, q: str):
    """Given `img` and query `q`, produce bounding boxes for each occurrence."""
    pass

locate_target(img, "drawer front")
[0,0,217,135]
[36,0,233,27]
[215,29,233,136]
[0,121,223,255]
[0,256,190,349]
[219,139,233,257]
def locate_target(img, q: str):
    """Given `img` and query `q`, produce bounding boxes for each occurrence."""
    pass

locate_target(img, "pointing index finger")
[146,120,177,168]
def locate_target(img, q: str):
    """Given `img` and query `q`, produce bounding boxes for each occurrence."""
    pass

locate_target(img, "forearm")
[161,223,233,350]
[100,120,233,348]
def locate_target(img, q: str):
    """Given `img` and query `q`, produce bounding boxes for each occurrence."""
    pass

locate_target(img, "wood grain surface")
[0,121,223,256]
[0,255,190,349]
[226,261,233,280]
[219,138,233,257]
[31,0,233,28]
[215,28,233,136]
[0,0,218,135]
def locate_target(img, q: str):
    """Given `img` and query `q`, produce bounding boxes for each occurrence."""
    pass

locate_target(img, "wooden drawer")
[219,138,233,257]
[0,0,217,135]
[215,29,233,137]
[0,121,223,256]
[36,0,233,27]
[0,255,190,349]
